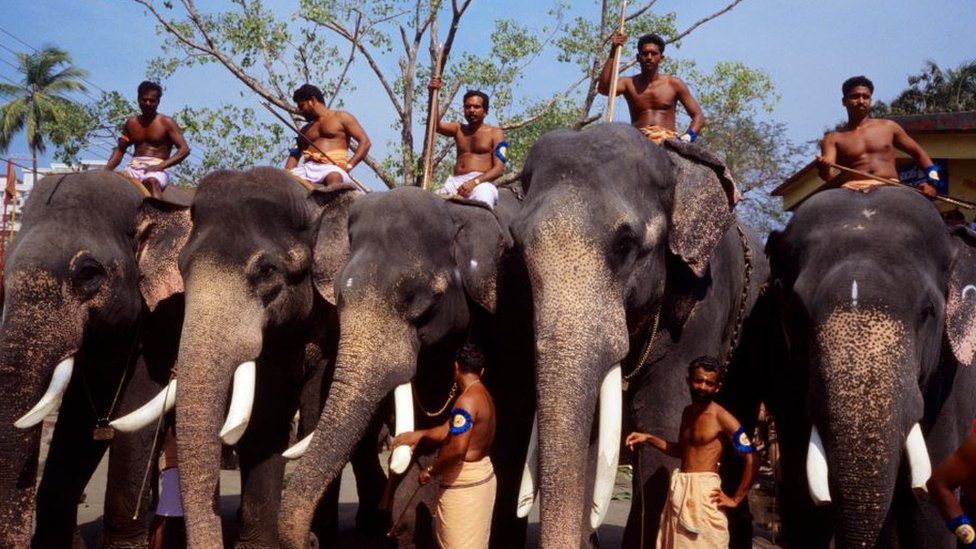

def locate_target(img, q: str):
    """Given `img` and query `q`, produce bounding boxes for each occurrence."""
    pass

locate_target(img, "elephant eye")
[72,258,106,297]
[609,226,639,270]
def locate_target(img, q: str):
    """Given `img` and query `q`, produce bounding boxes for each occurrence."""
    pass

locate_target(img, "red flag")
[4,160,14,200]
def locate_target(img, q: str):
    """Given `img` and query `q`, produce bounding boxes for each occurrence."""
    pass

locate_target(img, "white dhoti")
[438,171,498,208]
[290,160,352,185]
[656,470,728,549]
[436,456,496,549]
[124,156,170,188]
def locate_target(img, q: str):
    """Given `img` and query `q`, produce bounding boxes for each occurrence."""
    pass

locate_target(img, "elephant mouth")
[111,360,257,445]
[13,355,76,429]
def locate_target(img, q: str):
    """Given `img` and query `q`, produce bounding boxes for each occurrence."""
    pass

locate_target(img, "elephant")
[121,167,388,548]
[762,185,976,548]
[509,123,768,548]
[278,185,536,549]
[0,170,191,548]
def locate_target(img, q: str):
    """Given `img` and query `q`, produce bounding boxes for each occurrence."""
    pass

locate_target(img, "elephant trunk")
[0,271,84,547]
[811,305,919,548]
[280,294,414,549]
[175,264,263,549]
[524,220,629,548]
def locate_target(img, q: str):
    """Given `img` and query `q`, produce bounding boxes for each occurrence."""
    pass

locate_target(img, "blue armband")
[948,515,976,546]
[925,164,941,183]
[680,129,697,143]
[732,426,754,454]
[288,148,300,155]
[494,141,509,164]
[449,408,473,435]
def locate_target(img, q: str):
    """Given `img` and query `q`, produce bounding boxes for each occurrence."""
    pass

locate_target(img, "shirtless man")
[393,344,497,548]
[104,81,190,199]
[625,356,754,548]
[927,431,976,547]
[598,33,705,144]
[816,75,939,198]
[285,84,371,186]
[429,77,506,208]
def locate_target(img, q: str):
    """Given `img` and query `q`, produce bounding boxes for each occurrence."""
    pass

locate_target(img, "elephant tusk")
[283,434,312,460]
[591,364,622,529]
[516,413,540,518]
[15,357,75,429]
[389,383,415,475]
[109,378,177,432]
[806,424,832,505]
[906,422,932,494]
[219,361,256,445]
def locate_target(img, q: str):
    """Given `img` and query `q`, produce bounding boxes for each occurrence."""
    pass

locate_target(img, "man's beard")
[690,389,714,404]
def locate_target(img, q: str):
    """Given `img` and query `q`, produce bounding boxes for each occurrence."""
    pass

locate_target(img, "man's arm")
[624,431,682,458]
[892,121,939,198]
[418,394,479,484]
[103,124,132,171]
[341,112,371,171]
[673,78,705,139]
[928,432,976,546]
[284,134,305,170]
[429,76,460,137]
[154,117,191,171]
[714,407,755,509]
[597,33,628,97]
[816,134,839,182]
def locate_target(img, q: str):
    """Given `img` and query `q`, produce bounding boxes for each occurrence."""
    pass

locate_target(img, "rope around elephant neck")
[721,224,754,372]
[78,320,144,437]
[415,381,459,417]
[623,302,662,382]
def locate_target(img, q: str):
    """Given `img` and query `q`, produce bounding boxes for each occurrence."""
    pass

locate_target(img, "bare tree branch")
[328,11,363,108]
[668,0,745,44]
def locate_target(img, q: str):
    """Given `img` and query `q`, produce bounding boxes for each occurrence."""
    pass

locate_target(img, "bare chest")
[680,414,722,448]
[127,118,171,146]
[303,116,346,140]
[456,128,494,155]
[630,77,678,111]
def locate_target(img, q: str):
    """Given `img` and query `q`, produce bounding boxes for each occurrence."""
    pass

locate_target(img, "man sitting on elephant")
[816,75,940,197]
[393,344,498,548]
[625,356,755,549]
[285,83,371,186]
[598,32,705,144]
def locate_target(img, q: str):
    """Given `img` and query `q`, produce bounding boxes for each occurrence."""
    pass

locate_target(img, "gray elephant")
[131,167,386,548]
[0,171,191,548]
[763,186,976,548]
[279,186,536,548]
[509,123,768,547]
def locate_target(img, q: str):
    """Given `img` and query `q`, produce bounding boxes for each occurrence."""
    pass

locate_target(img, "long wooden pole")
[421,46,445,191]
[260,101,370,193]
[823,159,976,209]
[604,0,628,123]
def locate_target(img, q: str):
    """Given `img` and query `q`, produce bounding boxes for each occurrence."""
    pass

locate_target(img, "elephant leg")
[33,379,109,549]
[622,456,671,549]
[351,410,389,532]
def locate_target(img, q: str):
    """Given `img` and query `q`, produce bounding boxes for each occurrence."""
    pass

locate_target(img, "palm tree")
[0,46,88,181]
[889,59,976,114]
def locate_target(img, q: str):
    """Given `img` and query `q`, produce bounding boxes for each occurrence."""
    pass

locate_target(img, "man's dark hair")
[842,75,874,96]
[293,84,325,104]
[456,343,487,374]
[463,90,490,113]
[636,33,666,54]
[137,81,163,97]
[688,355,721,377]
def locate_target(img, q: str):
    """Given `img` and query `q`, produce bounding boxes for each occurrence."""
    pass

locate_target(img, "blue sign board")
[898,159,948,194]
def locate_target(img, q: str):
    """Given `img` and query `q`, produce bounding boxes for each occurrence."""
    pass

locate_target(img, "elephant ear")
[135,198,192,311]
[662,140,741,277]
[310,183,362,305]
[446,198,512,313]
[946,226,976,367]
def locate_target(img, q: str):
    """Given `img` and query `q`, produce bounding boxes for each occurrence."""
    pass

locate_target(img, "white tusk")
[807,424,832,505]
[109,379,177,432]
[15,357,74,429]
[516,413,539,518]
[591,364,622,528]
[389,383,415,475]
[219,361,256,445]
[283,434,312,460]
[906,422,932,494]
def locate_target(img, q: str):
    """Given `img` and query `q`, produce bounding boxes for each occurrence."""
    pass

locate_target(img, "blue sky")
[1,0,973,189]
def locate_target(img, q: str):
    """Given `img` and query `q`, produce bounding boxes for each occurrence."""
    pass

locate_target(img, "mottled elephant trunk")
[280,294,413,549]
[0,273,84,548]
[176,263,263,549]
[523,216,629,548]
[812,305,919,548]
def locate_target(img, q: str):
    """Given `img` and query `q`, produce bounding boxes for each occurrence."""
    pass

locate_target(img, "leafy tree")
[0,46,88,180]
[877,59,976,115]
[46,90,135,166]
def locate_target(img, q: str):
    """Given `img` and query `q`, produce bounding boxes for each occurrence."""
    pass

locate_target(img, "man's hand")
[611,32,627,49]
[419,466,434,485]
[920,182,938,199]
[625,432,651,451]
[711,488,739,509]
[458,179,478,198]
[429,76,442,91]
[392,431,422,452]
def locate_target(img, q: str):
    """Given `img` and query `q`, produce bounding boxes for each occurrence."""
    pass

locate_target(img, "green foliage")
[46,91,134,165]
[881,59,976,115]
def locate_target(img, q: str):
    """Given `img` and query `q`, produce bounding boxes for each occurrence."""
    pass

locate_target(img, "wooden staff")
[604,0,628,123]
[822,159,976,209]
[421,46,445,191]
[260,101,370,193]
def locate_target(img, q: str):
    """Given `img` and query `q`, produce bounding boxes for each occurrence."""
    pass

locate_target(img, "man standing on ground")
[105,81,191,199]
[393,344,497,548]
[429,77,506,208]
[285,84,371,186]
[625,356,755,548]
[816,75,939,197]
[598,33,705,144]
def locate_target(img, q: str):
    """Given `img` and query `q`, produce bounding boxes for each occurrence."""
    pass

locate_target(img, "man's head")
[137,81,163,116]
[462,90,490,124]
[841,76,874,116]
[293,84,325,119]
[636,34,666,73]
[686,356,721,404]
[455,343,486,378]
